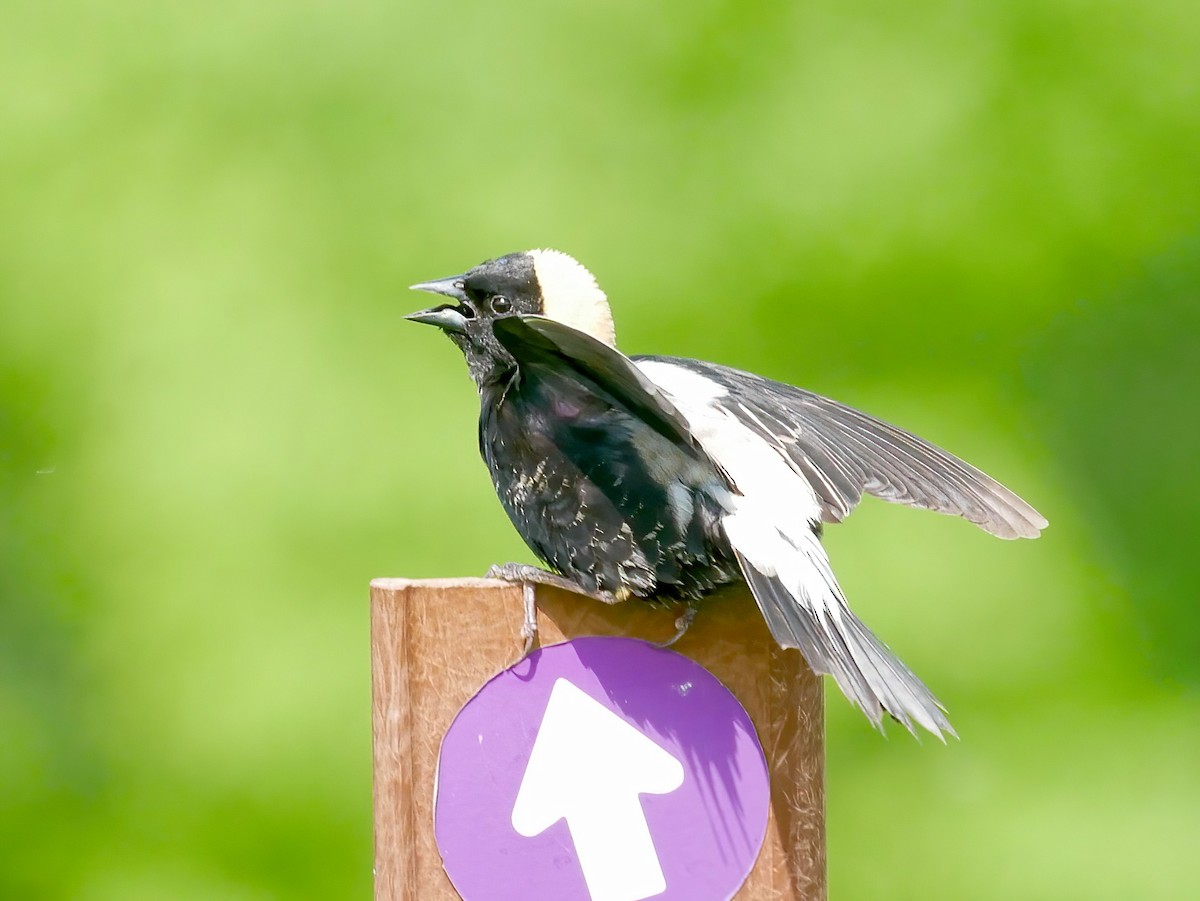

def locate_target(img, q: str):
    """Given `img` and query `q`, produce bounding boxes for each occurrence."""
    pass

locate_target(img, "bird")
[406,249,1047,738]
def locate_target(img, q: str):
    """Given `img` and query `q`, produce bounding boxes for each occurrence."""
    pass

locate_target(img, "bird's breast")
[476,382,736,599]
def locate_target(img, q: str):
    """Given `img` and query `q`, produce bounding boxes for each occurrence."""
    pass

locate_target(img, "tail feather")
[726,515,955,739]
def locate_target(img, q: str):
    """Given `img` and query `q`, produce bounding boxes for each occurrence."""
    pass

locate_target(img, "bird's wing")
[628,353,956,736]
[493,317,706,453]
[634,356,1047,540]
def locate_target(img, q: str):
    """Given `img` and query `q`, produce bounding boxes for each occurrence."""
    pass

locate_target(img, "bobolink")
[408,250,1046,737]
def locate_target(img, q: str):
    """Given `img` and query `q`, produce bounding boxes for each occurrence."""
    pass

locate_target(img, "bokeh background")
[3,1,1198,898]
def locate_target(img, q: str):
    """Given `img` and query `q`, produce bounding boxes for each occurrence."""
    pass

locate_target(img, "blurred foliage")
[2,0,1198,898]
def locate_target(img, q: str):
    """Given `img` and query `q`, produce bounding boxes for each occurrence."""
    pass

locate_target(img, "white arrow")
[511,678,685,901]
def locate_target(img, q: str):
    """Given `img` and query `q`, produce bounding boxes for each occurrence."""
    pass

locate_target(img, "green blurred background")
[2,1,1197,898]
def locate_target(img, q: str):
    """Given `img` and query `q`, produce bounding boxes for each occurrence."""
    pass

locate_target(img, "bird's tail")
[723,510,955,739]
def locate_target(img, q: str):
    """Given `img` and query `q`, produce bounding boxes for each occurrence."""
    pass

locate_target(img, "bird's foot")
[486,562,622,660]
[519,582,538,657]
[485,563,621,605]
[659,602,699,648]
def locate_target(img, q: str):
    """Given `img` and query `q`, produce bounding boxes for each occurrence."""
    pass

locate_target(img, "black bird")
[407,249,1047,738]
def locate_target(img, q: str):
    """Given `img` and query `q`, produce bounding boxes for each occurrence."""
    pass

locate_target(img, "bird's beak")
[405,304,470,333]
[407,275,470,334]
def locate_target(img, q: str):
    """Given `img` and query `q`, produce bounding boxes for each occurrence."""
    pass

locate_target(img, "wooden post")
[371,577,826,900]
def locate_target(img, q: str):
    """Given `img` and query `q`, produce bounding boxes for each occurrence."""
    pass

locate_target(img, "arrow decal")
[511,678,685,901]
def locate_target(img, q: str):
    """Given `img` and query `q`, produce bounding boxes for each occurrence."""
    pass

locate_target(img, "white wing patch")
[634,359,821,522]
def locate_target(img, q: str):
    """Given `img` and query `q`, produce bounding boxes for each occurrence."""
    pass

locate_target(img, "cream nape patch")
[528,249,617,347]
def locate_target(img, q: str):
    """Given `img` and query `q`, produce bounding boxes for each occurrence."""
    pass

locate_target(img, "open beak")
[407,275,470,334]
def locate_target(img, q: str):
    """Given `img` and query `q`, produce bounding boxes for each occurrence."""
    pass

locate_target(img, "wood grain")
[371,578,825,900]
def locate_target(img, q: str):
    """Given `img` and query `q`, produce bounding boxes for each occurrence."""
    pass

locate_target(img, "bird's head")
[408,249,616,384]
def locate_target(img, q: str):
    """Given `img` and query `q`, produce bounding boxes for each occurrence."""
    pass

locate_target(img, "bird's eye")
[490,295,511,314]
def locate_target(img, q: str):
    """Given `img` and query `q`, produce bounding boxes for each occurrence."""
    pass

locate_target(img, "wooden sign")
[371,578,825,900]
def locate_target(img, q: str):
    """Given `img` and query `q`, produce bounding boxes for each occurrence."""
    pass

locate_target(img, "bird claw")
[485,562,522,581]
[659,603,698,648]
[485,562,628,659]
[519,582,538,658]
[484,562,618,604]
[486,564,543,659]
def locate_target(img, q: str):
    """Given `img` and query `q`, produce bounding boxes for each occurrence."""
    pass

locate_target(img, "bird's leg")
[659,602,699,648]
[486,562,625,658]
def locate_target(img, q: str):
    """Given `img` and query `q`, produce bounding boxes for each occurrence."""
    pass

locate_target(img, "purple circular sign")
[435,637,769,901]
